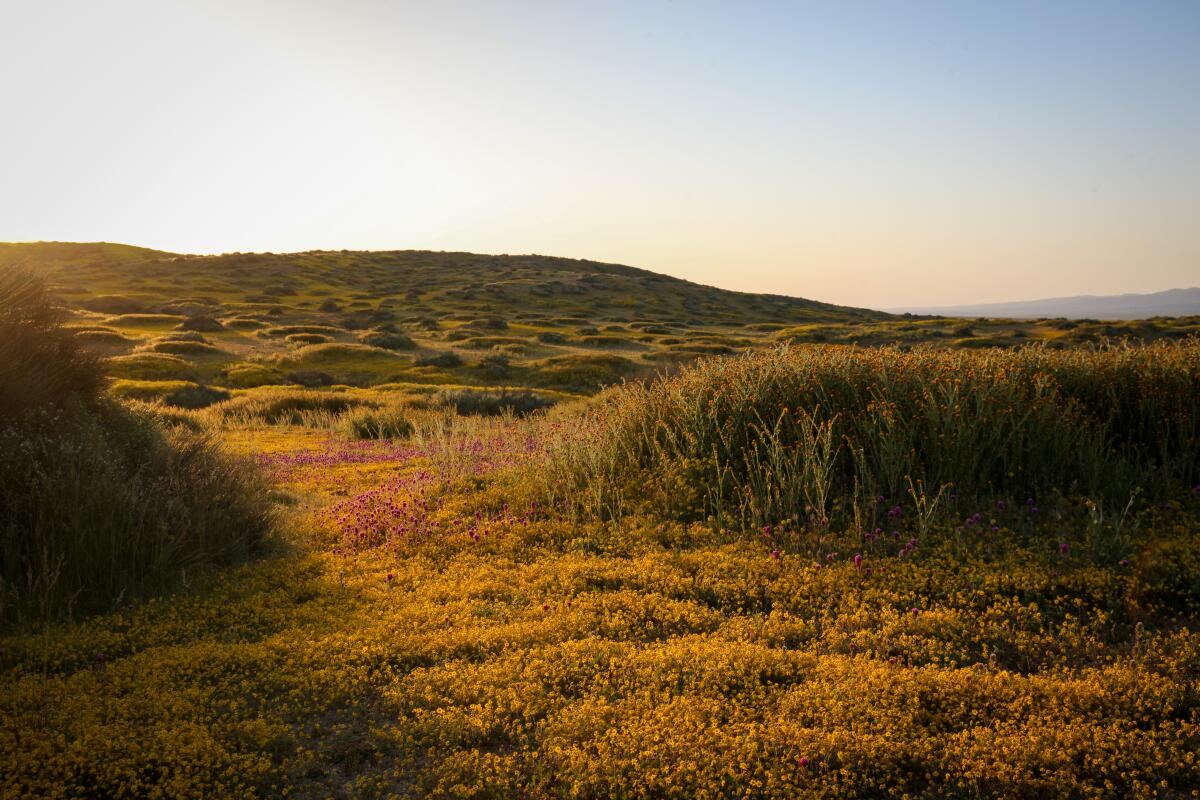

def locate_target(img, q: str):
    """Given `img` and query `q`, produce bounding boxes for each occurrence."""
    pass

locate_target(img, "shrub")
[0,269,271,627]
[205,390,377,426]
[340,404,414,440]
[72,329,140,349]
[475,316,508,330]
[434,388,556,416]
[223,363,287,388]
[536,332,568,345]
[474,353,512,379]
[532,353,641,391]
[176,315,225,332]
[358,330,416,350]
[285,333,333,345]
[260,325,344,338]
[140,339,222,355]
[104,313,185,327]
[81,295,146,314]
[223,317,267,330]
[415,351,464,368]
[0,270,103,419]
[103,352,197,381]
[285,370,335,387]
[110,380,231,409]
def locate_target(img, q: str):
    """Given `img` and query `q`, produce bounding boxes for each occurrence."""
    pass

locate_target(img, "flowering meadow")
[3,342,1200,798]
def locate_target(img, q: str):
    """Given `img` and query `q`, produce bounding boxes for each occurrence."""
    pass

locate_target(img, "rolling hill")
[1,242,1196,401]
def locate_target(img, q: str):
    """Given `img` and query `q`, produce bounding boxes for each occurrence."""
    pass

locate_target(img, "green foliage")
[204,389,378,427]
[0,269,271,627]
[358,330,416,350]
[433,388,557,416]
[109,380,231,409]
[340,404,415,440]
[546,343,1200,526]
[0,269,104,420]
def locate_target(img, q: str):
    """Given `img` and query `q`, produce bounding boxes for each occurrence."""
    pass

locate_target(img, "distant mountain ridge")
[889,287,1200,320]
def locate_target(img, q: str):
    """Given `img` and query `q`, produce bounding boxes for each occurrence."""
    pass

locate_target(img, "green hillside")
[2,242,1196,400]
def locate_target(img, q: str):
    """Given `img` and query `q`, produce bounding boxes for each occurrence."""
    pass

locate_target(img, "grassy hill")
[6,242,1197,404]
[0,241,881,396]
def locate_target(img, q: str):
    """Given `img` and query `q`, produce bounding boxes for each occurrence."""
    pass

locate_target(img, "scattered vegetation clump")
[71,329,140,349]
[222,362,286,388]
[140,339,222,355]
[103,313,185,327]
[474,315,509,330]
[546,343,1200,525]
[284,369,335,387]
[285,332,333,345]
[340,403,415,440]
[103,352,197,381]
[0,269,271,626]
[176,315,225,332]
[222,316,268,330]
[415,351,464,368]
[531,353,642,391]
[261,324,345,338]
[82,295,146,314]
[358,330,416,350]
[109,380,231,409]
[287,343,398,363]
[204,389,378,426]
[433,387,557,416]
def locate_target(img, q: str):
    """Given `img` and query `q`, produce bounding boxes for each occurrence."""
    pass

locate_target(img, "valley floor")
[2,419,1199,799]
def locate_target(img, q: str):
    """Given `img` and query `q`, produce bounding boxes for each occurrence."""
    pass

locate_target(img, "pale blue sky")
[1,0,1196,307]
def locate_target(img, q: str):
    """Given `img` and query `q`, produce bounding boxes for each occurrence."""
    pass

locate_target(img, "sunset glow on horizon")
[2,0,1197,309]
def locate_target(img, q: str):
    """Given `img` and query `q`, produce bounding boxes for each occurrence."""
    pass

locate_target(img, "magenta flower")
[799,756,811,768]
[853,553,863,569]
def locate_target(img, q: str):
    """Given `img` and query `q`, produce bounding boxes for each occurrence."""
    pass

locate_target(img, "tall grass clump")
[0,269,273,628]
[545,343,1200,528]
[340,403,414,439]
[202,389,378,428]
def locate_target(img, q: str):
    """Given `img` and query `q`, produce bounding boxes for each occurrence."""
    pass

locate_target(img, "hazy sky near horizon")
[2,1,1197,309]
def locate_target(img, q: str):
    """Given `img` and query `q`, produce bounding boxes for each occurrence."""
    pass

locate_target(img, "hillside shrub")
[205,390,377,427]
[340,404,414,440]
[358,330,416,350]
[415,351,464,368]
[433,388,556,416]
[0,269,271,627]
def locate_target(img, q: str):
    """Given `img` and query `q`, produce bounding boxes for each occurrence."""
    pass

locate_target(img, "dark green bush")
[434,388,556,416]
[341,405,414,440]
[358,330,416,350]
[0,269,272,627]
[415,351,464,368]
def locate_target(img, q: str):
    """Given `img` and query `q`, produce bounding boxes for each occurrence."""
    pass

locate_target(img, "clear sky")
[2,1,1197,308]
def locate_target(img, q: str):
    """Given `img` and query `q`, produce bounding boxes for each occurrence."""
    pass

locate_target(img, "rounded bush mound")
[341,404,414,440]
[434,388,557,416]
[285,332,333,345]
[358,330,416,350]
[205,389,377,426]
[0,269,272,627]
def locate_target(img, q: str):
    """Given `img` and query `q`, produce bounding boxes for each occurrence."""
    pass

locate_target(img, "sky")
[1,1,1197,309]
